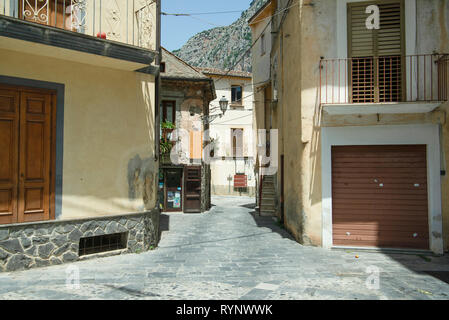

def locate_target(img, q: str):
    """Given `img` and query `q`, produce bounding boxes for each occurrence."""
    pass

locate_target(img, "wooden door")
[184,166,201,213]
[332,145,429,250]
[18,92,53,223]
[0,85,55,225]
[164,169,183,212]
[0,89,20,225]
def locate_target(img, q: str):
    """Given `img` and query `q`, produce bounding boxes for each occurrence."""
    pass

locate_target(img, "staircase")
[260,175,276,216]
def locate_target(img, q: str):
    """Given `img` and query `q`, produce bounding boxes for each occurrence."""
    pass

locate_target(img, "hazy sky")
[161,0,253,51]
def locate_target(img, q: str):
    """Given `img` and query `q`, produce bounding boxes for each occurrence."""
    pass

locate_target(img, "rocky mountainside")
[172,0,267,73]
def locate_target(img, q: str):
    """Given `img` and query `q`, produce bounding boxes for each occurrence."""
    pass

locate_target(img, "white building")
[198,68,256,197]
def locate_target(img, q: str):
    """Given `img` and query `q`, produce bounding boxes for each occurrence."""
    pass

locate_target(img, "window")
[79,233,128,256]
[162,101,176,124]
[261,33,266,56]
[231,86,243,105]
[160,62,166,73]
[19,0,85,32]
[231,129,244,157]
[348,0,404,103]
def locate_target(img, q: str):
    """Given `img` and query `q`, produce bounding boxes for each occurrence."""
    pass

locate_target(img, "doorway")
[164,168,183,212]
[0,85,56,225]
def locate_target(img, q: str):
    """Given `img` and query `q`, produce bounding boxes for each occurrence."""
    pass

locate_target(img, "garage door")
[332,145,429,250]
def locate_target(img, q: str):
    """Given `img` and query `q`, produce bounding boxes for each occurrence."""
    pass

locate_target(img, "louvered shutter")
[348,1,404,103]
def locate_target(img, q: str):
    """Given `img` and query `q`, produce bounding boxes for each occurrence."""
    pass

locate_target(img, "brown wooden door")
[332,145,429,250]
[184,166,201,213]
[0,86,55,225]
[0,89,20,225]
[18,92,53,223]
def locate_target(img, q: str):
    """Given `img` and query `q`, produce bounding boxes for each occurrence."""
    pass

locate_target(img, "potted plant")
[161,121,176,141]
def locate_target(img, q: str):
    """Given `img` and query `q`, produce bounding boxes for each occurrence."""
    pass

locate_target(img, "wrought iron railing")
[320,54,449,105]
[0,0,156,49]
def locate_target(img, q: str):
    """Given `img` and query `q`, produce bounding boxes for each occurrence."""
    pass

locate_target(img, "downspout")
[155,0,161,214]
[155,0,161,162]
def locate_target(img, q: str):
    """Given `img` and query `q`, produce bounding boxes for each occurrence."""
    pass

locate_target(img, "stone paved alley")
[0,196,448,300]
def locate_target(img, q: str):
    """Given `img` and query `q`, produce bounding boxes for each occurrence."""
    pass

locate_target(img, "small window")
[261,33,266,56]
[160,62,166,73]
[231,128,244,157]
[79,232,128,256]
[162,100,176,124]
[231,86,243,105]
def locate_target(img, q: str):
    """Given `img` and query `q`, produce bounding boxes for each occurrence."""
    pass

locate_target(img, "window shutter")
[348,1,403,58]
[377,2,403,56]
[348,3,375,57]
[348,1,404,103]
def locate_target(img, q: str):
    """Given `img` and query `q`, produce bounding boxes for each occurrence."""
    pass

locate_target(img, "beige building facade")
[0,0,161,271]
[251,0,449,254]
[158,49,215,213]
[198,68,256,197]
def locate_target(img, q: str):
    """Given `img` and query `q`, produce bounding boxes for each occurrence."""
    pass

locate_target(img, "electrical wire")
[161,10,244,16]
[163,1,299,85]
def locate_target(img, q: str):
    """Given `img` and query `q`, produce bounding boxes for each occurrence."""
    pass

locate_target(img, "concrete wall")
[0,48,158,220]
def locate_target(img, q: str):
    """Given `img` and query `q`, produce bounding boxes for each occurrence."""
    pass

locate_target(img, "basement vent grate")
[79,232,128,257]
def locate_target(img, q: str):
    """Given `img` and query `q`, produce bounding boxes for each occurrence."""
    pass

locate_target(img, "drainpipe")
[155,0,161,162]
[154,0,161,214]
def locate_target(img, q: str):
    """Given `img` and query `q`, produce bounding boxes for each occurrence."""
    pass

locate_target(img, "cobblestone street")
[0,196,448,300]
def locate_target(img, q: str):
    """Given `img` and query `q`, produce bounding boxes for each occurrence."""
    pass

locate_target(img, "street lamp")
[219,96,229,116]
[203,96,229,124]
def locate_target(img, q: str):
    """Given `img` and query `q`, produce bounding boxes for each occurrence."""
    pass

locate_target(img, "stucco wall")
[250,19,272,85]
[208,76,255,196]
[0,48,158,220]
[0,0,157,50]
[268,0,449,251]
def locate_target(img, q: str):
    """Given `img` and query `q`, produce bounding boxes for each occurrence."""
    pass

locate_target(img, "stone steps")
[259,175,276,217]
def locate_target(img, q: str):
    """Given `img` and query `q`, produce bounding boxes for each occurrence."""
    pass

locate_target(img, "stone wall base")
[0,210,159,272]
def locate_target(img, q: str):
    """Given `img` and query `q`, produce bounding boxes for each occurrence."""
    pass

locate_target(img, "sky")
[161,0,253,52]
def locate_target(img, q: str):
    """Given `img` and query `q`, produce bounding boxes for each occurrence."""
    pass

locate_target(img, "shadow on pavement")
[248,210,295,241]
[159,214,170,239]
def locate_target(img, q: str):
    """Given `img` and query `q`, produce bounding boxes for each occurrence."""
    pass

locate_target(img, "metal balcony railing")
[320,54,449,105]
[0,0,156,49]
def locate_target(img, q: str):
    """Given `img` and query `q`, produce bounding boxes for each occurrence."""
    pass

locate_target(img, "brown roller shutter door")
[332,145,429,250]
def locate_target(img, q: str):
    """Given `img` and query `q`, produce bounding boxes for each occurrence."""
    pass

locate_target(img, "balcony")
[0,0,157,70]
[320,54,449,115]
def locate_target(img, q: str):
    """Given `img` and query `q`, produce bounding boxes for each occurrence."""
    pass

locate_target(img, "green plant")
[161,121,176,129]
[160,141,172,155]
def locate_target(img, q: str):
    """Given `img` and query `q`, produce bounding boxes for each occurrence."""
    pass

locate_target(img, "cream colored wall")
[0,0,157,50]
[250,18,272,86]
[208,76,255,195]
[90,0,157,50]
[0,48,157,220]
[273,0,449,250]
[210,159,256,196]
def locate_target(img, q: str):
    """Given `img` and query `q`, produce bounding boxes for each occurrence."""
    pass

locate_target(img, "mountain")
[172,0,267,73]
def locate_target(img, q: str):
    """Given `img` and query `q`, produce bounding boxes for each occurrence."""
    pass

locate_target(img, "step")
[260,210,276,217]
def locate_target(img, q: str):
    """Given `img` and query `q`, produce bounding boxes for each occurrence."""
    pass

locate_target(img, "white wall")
[208,76,256,194]
[321,124,444,255]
